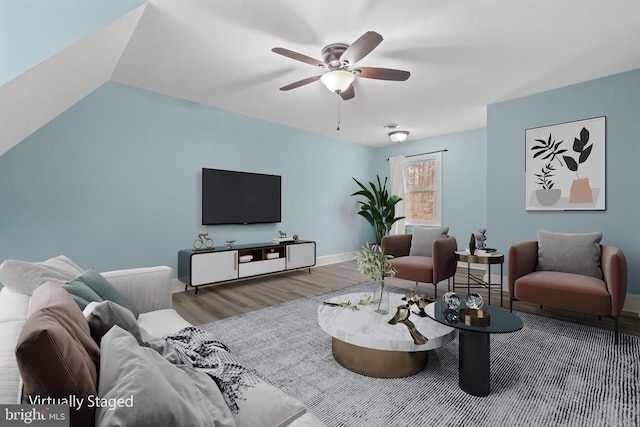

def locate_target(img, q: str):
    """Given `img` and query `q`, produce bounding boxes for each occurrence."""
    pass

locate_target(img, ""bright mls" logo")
[0,405,68,427]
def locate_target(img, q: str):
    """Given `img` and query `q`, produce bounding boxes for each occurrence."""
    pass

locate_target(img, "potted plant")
[351,175,405,246]
[354,244,396,314]
[563,127,593,203]
[534,163,561,206]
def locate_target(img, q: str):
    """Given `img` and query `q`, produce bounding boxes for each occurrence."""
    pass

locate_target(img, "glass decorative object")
[466,293,484,309]
[375,281,389,315]
[443,308,460,324]
[442,292,460,310]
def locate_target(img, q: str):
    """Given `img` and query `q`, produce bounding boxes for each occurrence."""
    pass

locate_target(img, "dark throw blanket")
[164,327,260,413]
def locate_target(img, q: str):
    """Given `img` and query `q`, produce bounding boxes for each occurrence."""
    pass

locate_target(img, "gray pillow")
[85,300,143,346]
[409,226,449,257]
[537,230,603,279]
[97,326,235,427]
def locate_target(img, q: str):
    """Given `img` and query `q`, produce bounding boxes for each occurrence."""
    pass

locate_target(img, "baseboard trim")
[485,273,640,317]
[316,251,358,266]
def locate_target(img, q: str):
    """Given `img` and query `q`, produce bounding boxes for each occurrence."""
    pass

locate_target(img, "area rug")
[200,282,640,427]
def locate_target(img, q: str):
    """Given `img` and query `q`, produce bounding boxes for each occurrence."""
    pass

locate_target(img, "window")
[403,152,442,225]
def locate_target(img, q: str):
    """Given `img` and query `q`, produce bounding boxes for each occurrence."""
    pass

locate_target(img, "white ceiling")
[4,0,640,153]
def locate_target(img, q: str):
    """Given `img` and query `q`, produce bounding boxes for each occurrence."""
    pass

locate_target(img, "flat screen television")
[202,168,281,225]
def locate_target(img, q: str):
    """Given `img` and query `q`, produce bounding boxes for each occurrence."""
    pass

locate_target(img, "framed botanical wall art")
[525,116,606,211]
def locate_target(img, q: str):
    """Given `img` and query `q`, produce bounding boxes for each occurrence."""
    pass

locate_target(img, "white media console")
[178,240,316,294]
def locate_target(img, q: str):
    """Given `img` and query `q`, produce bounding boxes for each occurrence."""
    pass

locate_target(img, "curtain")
[389,155,406,235]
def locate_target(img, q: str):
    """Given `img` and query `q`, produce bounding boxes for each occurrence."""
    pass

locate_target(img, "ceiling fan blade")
[340,31,383,65]
[272,47,326,67]
[279,75,321,91]
[340,84,355,100]
[355,67,410,81]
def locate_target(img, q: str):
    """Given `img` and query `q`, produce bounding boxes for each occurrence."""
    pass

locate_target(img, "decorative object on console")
[354,244,396,315]
[193,233,214,251]
[525,116,605,210]
[226,240,236,248]
[292,234,299,241]
[468,233,476,255]
[351,175,405,245]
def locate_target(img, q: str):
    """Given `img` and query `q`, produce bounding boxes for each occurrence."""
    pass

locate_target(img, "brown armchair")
[381,234,458,298]
[508,241,627,344]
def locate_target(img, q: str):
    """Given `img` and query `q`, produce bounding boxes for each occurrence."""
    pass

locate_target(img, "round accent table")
[454,250,505,306]
[426,301,523,396]
[317,292,457,378]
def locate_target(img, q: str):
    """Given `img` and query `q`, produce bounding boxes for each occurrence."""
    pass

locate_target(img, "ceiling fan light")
[388,130,409,143]
[320,70,355,93]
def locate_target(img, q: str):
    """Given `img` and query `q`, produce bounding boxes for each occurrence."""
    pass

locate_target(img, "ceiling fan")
[272,31,410,100]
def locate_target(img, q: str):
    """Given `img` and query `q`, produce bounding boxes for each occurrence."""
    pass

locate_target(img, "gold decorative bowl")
[459,308,491,327]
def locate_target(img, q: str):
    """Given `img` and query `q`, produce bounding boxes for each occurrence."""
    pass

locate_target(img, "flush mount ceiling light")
[388,130,409,143]
[320,70,355,94]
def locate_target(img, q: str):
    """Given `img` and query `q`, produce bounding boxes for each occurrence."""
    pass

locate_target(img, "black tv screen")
[202,168,281,225]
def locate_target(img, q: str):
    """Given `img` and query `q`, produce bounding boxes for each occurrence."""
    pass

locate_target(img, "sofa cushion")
[0,288,30,323]
[16,282,100,427]
[96,326,235,427]
[138,309,193,338]
[409,226,449,257]
[388,256,434,284]
[233,380,307,427]
[514,270,610,315]
[537,230,603,279]
[0,319,26,404]
[66,268,139,318]
[0,255,83,295]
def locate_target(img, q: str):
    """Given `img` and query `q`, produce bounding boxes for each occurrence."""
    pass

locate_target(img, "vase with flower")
[354,244,396,314]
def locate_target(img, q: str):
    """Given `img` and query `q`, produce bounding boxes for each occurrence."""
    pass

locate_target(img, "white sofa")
[0,265,324,427]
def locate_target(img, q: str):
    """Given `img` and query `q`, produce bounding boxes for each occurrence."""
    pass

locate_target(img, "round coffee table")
[317,292,456,378]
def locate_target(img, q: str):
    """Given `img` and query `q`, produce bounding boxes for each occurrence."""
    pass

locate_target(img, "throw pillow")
[0,255,83,295]
[0,281,3,291]
[16,282,100,427]
[62,278,104,310]
[96,326,235,427]
[409,226,449,257]
[69,268,140,318]
[536,230,603,279]
[85,300,144,346]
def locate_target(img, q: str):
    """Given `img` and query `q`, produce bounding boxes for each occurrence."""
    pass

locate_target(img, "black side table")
[426,301,523,397]
[454,251,505,306]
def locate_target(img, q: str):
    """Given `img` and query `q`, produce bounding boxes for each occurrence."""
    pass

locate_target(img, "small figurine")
[292,234,299,241]
[402,289,432,317]
[193,233,214,251]
[278,230,287,238]
[475,228,487,250]
[226,239,236,248]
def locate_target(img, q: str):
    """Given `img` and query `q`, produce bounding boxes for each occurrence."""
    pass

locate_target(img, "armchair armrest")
[101,266,173,314]
[381,234,412,258]
[508,241,538,297]
[601,245,627,317]
[432,236,458,283]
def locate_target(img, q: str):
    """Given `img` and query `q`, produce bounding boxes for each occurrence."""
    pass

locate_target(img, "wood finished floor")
[173,260,640,338]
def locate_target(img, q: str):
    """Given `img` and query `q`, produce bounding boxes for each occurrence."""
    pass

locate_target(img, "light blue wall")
[487,69,640,294]
[0,0,143,84]
[373,128,488,244]
[0,82,375,274]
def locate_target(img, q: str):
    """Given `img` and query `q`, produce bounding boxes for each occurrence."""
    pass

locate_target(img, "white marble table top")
[317,292,457,352]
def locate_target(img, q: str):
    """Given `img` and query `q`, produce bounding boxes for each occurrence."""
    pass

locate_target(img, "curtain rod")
[386,149,448,161]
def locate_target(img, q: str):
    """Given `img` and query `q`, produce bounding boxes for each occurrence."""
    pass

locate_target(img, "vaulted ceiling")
[2,0,640,156]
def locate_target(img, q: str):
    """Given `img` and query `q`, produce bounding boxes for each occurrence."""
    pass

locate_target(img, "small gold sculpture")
[388,304,428,345]
[402,289,433,317]
[193,233,214,251]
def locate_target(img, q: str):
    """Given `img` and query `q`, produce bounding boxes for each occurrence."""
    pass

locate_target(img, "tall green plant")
[351,175,405,245]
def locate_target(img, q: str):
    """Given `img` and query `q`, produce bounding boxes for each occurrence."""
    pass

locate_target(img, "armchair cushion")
[409,226,449,257]
[536,230,603,279]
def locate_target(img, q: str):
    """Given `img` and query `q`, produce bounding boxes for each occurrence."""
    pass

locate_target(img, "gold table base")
[331,338,429,378]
